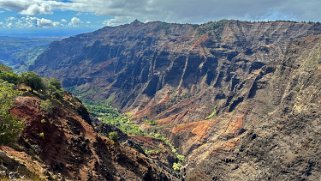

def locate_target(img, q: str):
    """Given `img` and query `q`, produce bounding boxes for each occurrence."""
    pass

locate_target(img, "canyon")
[7,20,321,180]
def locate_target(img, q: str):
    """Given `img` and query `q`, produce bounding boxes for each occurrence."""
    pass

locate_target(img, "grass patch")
[144,119,156,126]
[85,103,145,136]
[206,107,217,119]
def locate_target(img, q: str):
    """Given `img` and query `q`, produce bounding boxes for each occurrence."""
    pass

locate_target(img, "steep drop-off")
[0,67,177,180]
[32,20,321,180]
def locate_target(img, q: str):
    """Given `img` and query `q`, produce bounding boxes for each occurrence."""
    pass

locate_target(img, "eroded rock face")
[32,20,321,180]
[1,95,177,180]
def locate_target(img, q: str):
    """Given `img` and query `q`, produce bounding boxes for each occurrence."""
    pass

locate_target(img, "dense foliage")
[0,80,23,145]
[108,131,119,142]
[19,72,46,91]
[0,64,63,145]
[85,103,145,136]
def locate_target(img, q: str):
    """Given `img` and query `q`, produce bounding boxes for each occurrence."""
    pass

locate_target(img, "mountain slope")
[0,66,177,180]
[31,20,321,180]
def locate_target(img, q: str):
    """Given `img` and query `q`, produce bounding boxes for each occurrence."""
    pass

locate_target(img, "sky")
[0,0,321,36]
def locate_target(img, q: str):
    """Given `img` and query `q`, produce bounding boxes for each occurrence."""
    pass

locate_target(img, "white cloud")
[6,22,13,28]
[103,16,136,26]
[6,16,16,21]
[1,0,321,24]
[37,17,58,27]
[19,3,52,15]
[0,15,89,29]
[61,18,67,23]
[69,17,81,26]
[3,16,63,28]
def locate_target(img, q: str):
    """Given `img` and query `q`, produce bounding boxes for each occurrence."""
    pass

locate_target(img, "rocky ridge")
[0,90,178,180]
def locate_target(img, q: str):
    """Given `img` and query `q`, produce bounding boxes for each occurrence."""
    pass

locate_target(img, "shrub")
[19,72,45,92]
[40,99,55,114]
[39,132,45,139]
[144,119,156,126]
[177,154,185,162]
[206,107,217,119]
[45,78,63,99]
[0,64,12,72]
[48,78,62,90]
[0,80,23,145]
[172,162,182,172]
[145,149,161,155]
[0,113,23,145]
[0,71,19,84]
[108,131,119,142]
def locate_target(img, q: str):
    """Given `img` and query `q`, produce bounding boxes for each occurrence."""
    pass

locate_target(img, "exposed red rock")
[1,94,177,180]
[31,20,321,180]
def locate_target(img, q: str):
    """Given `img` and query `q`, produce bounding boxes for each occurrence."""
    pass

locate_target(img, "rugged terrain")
[0,66,178,180]
[31,20,321,180]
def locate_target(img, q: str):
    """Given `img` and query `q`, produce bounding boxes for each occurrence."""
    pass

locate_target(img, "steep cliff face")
[0,87,177,180]
[32,20,321,180]
[5,96,174,180]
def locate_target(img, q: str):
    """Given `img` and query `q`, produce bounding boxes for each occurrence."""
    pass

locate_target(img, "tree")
[46,78,63,99]
[0,64,19,84]
[48,78,62,90]
[0,71,19,84]
[0,80,23,145]
[19,72,45,91]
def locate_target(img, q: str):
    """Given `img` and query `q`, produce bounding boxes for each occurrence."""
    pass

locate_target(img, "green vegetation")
[172,162,182,172]
[39,132,45,139]
[19,72,46,92]
[0,64,65,145]
[108,131,119,142]
[40,99,55,114]
[48,78,62,90]
[0,64,12,72]
[144,149,161,155]
[206,107,217,119]
[149,132,185,171]
[85,102,185,171]
[44,78,64,99]
[197,20,231,37]
[144,119,156,126]
[0,80,23,145]
[85,103,145,136]
[0,70,19,84]
[0,65,23,145]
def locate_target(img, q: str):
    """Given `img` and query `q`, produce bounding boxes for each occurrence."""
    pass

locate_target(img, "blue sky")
[0,0,321,37]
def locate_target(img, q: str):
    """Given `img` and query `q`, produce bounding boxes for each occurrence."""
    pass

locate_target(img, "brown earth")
[0,93,178,180]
